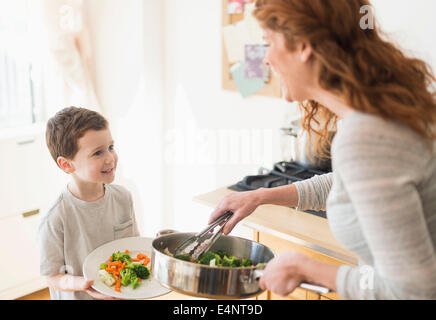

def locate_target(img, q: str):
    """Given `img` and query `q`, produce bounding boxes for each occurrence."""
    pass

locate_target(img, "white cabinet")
[0,132,67,219]
[0,213,46,299]
[0,131,68,298]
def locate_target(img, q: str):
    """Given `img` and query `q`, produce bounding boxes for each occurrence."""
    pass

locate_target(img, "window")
[0,0,43,130]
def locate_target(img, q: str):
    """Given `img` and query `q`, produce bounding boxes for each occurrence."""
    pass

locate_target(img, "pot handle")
[253,269,330,295]
[155,229,179,238]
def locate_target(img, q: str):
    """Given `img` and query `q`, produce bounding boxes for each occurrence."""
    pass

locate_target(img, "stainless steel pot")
[281,119,334,171]
[151,230,330,299]
[152,231,274,299]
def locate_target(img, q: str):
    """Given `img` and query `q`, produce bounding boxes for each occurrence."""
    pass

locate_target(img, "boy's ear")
[57,156,75,174]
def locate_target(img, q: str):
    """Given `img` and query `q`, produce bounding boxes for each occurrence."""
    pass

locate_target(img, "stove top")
[228,161,330,219]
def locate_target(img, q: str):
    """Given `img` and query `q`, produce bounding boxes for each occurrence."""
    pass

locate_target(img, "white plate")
[83,237,171,299]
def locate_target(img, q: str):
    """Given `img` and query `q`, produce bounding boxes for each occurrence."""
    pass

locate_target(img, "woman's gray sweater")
[293,111,436,300]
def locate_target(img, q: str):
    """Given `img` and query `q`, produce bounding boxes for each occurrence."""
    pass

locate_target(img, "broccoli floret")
[213,253,222,265]
[133,263,150,279]
[120,268,134,286]
[174,254,192,262]
[112,251,132,263]
[125,262,136,270]
[222,255,232,267]
[222,255,241,267]
[198,251,216,265]
[131,275,140,289]
[215,250,227,259]
[231,257,241,267]
[100,263,108,270]
[241,258,253,267]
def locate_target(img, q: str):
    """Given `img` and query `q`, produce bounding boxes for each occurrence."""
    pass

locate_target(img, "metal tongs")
[173,211,234,261]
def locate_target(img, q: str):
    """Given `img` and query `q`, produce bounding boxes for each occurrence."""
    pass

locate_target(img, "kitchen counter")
[194,186,358,266]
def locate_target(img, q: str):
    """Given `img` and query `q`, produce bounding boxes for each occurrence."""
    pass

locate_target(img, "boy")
[38,106,140,300]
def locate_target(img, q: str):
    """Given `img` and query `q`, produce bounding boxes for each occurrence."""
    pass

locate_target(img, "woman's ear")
[299,41,313,63]
[57,156,74,174]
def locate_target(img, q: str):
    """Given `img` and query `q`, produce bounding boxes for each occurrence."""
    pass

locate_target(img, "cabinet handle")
[22,209,40,218]
[16,138,35,145]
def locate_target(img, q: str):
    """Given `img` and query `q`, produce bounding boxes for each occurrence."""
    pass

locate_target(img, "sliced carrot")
[137,253,148,260]
[125,249,130,253]
[115,279,121,292]
[132,258,141,262]
[143,257,150,266]
[109,255,113,261]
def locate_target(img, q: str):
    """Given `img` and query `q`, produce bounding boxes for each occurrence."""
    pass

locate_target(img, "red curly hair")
[254,0,436,158]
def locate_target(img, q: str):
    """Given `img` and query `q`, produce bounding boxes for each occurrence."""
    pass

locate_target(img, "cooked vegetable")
[112,251,132,263]
[242,258,253,267]
[98,269,116,287]
[132,263,151,280]
[99,250,151,293]
[215,250,227,259]
[120,268,134,286]
[198,251,217,265]
[213,253,222,265]
[131,275,140,289]
[174,254,192,261]
[172,249,256,268]
[222,255,241,267]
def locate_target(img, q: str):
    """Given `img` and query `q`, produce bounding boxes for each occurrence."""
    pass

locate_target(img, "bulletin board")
[221,0,282,98]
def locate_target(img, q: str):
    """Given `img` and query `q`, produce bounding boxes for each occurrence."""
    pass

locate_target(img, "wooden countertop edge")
[193,186,358,266]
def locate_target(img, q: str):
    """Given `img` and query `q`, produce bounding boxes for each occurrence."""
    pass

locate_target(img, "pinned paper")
[223,21,249,64]
[245,44,270,81]
[227,0,255,14]
[227,0,244,14]
[244,2,266,45]
[230,62,266,98]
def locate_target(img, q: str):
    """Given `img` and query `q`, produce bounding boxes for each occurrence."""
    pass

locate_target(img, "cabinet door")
[258,231,348,300]
[0,133,68,219]
[0,213,43,294]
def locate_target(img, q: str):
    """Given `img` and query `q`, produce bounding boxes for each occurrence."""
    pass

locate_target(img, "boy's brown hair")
[46,107,108,165]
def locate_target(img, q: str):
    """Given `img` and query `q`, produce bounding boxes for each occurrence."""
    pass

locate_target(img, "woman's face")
[263,29,314,102]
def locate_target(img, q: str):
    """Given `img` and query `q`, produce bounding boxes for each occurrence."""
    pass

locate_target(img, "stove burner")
[228,161,330,219]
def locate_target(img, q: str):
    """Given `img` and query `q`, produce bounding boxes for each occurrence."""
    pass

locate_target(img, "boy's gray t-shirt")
[37,184,140,300]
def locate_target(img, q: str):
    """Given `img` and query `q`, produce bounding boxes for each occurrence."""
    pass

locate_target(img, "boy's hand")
[85,286,120,300]
[47,274,120,299]
[79,278,121,300]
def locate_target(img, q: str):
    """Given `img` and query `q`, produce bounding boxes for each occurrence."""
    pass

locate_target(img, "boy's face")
[63,128,118,185]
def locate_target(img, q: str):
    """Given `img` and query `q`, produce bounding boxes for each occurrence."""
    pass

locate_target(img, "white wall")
[84,0,166,237]
[84,0,297,237]
[372,0,436,70]
[162,0,297,233]
[84,0,436,237]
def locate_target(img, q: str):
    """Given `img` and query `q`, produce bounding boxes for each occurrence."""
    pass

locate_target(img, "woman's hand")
[208,189,264,235]
[259,252,308,297]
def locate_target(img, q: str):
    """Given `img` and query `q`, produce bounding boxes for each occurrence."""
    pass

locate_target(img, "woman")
[210,0,436,299]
